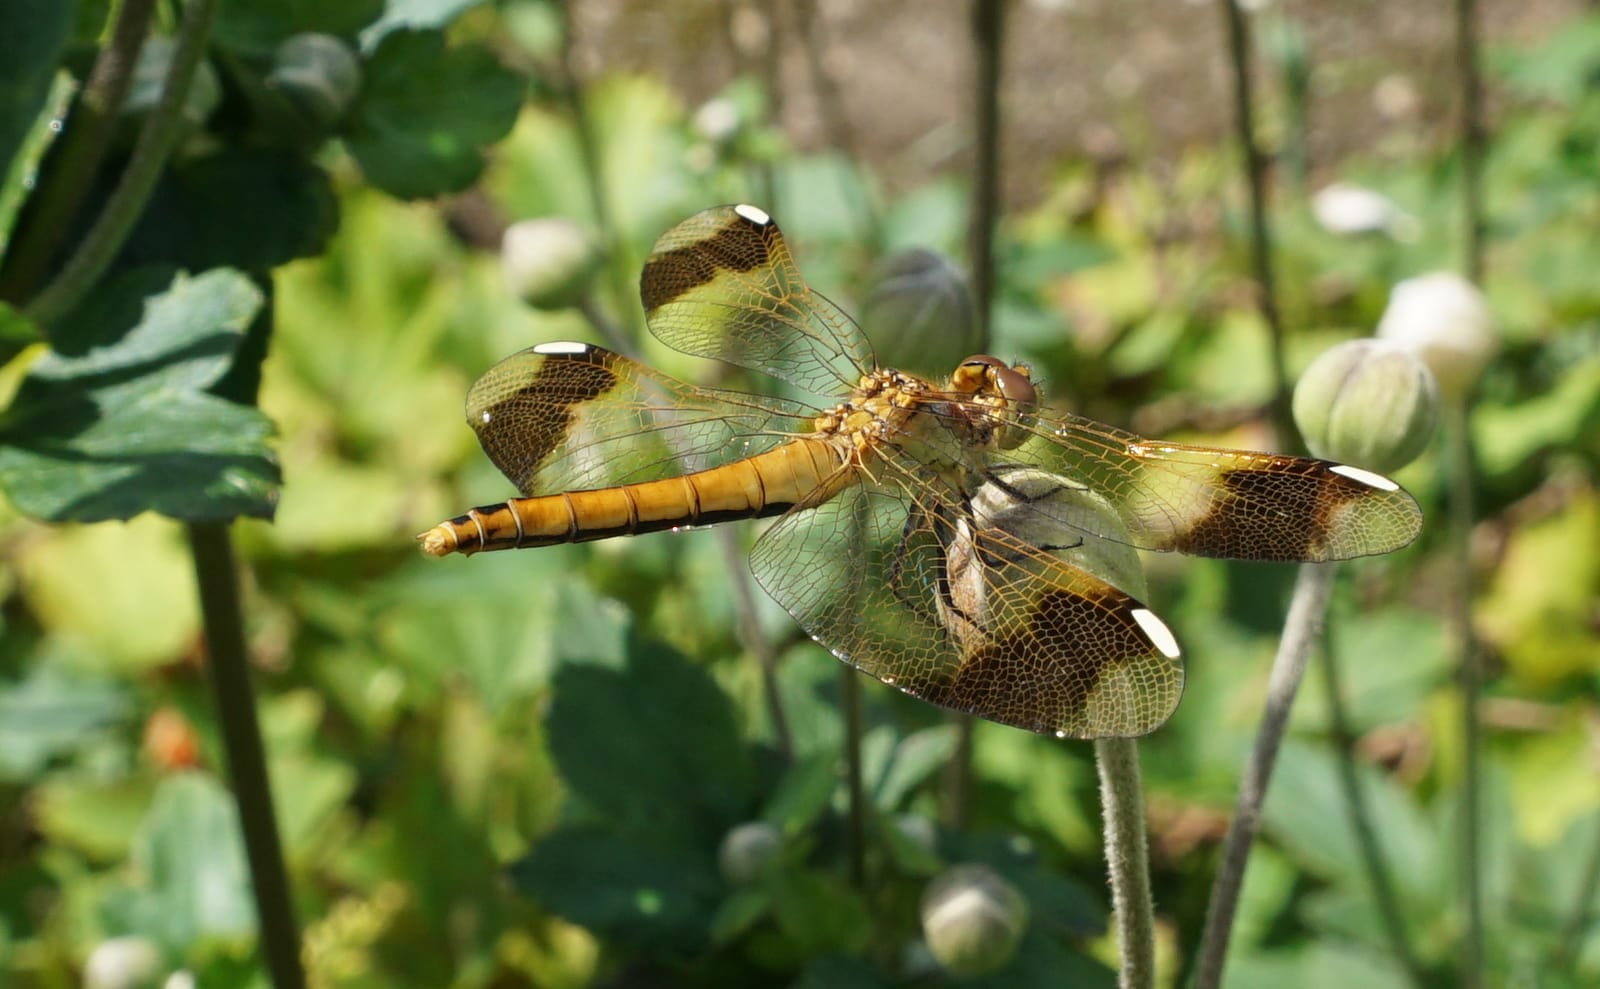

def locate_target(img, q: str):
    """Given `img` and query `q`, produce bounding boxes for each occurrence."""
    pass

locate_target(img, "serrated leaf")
[544,638,755,844]
[0,268,279,522]
[347,30,521,199]
[511,826,719,953]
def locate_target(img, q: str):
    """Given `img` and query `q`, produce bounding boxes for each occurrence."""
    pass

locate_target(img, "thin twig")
[1217,0,1292,440]
[1320,629,1428,988]
[967,0,1005,346]
[1095,737,1156,989]
[1454,0,1486,283]
[0,0,157,304]
[188,523,305,989]
[25,0,219,327]
[1194,562,1336,989]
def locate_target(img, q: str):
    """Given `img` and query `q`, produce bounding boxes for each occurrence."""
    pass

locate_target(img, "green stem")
[841,666,866,888]
[1320,628,1428,988]
[25,0,217,327]
[1444,399,1483,989]
[967,0,1005,347]
[1217,0,1293,443]
[1095,737,1156,989]
[1454,0,1486,283]
[0,0,157,305]
[187,523,304,989]
[1194,562,1336,989]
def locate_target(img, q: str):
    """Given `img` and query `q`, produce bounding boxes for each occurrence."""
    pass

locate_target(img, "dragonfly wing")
[640,204,874,398]
[1010,409,1423,562]
[749,472,1184,739]
[466,341,810,495]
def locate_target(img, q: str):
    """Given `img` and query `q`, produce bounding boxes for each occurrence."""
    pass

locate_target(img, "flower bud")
[269,34,362,132]
[1311,183,1419,242]
[691,97,742,144]
[500,218,601,311]
[84,936,165,989]
[860,249,979,374]
[920,864,1029,976]
[1293,339,1438,472]
[717,821,783,885]
[1375,272,1497,402]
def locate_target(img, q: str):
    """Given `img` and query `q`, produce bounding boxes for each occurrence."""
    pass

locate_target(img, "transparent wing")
[639,204,874,399]
[465,341,812,495]
[748,461,1184,739]
[996,406,1423,562]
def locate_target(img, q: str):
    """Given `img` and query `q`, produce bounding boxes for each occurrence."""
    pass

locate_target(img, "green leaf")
[347,30,521,199]
[103,773,256,953]
[124,150,339,273]
[1227,942,1413,989]
[213,0,385,56]
[871,724,959,810]
[769,871,871,956]
[759,754,839,836]
[0,664,131,780]
[0,268,279,522]
[360,0,488,47]
[510,826,720,953]
[0,0,70,185]
[544,638,756,844]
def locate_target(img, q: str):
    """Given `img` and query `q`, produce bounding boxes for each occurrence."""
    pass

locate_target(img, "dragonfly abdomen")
[418,436,850,556]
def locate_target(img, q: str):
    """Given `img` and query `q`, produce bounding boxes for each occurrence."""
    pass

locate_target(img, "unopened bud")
[269,34,362,131]
[1375,272,1497,402]
[920,864,1029,976]
[1293,339,1438,472]
[718,821,782,885]
[501,218,601,311]
[861,249,978,374]
[1311,183,1419,242]
[84,936,165,989]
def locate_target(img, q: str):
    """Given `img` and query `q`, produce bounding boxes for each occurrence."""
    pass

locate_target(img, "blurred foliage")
[1,1,1598,987]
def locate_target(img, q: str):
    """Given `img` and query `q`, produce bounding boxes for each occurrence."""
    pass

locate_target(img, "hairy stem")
[1096,737,1156,989]
[1194,562,1335,988]
[188,523,304,989]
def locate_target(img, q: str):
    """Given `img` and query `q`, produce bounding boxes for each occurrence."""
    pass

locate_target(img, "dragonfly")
[419,204,1422,739]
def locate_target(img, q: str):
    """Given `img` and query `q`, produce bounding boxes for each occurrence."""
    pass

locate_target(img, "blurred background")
[1,0,1597,987]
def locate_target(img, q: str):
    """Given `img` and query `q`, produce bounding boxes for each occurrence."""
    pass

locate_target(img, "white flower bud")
[500,218,601,311]
[1293,339,1438,472]
[691,97,741,143]
[717,821,783,885]
[1311,183,1419,241]
[920,864,1029,976]
[1375,271,1498,402]
[84,936,165,989]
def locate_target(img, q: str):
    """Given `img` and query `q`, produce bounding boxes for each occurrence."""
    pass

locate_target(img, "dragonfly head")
[952,355,1037,450]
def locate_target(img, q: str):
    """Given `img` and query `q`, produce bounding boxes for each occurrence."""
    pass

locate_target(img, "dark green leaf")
[511,826,719,953]
[0,268,279,522]
[0,0,70,182]
[960,927,1117,989]
[871,725,959,810]
[793,954,894,989]
[760,754,839,836]
[347,30,521,199]
[544,638,756,844]
[769,871,871,956]
[123,150,339,273]
[213,0,385,56]
[0,664,130,780]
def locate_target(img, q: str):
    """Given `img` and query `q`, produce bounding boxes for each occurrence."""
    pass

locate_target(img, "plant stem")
[1320,629,1428,988]
[1444,399,1483,989]
[841,666,866,888]
[1454,0,1486,283]
[1095,737,1156,989]
[188,523,304,989]
[25,0,218,327]
[1217,0,1292,441]
[967,0,1005,345]
[0,0,157,305]
[1193,562,1335,989]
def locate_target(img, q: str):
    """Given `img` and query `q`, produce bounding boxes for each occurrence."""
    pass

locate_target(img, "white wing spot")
[734,203,771,226]
[480,411,492,424]
[1330,463,1399,491]
[533,341,592,355]
[1131,608,1181,659]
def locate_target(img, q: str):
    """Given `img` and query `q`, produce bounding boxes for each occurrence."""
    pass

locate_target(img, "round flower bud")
[1293,339,1438,472]
[1311,183,1419,242]
[920,864,1029,976]
[500,218,601,312]
[84,936,165,989]
[691,97,742,144]
[1375,272,1497,403]
[860,249,979,374]
[717,821,783,885]
[269,34,362,132]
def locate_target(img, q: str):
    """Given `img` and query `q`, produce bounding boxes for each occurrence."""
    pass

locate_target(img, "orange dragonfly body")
[420,204,1421,739]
